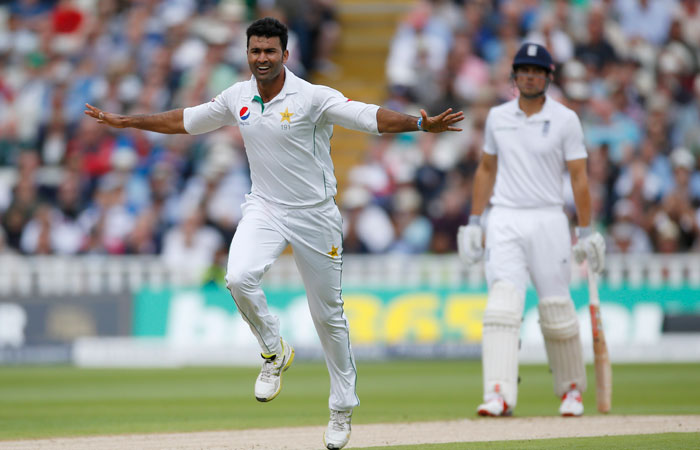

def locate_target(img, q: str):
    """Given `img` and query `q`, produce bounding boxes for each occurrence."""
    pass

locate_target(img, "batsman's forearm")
[568,158,592,227]
[376,108,419,133]
[122,109,187,134]
[470,159,496,216]
[571,174,592,227]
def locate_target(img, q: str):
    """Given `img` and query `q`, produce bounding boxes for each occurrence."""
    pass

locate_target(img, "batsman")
[457,43,605,417]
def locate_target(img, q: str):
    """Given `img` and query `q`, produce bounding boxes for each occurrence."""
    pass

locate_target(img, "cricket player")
[85,17,463,449]
[457,43,605,417]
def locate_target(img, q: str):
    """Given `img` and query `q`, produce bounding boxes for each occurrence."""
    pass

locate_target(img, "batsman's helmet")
[512,43,554,73]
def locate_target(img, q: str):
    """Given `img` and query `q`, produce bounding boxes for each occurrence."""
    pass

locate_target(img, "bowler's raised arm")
[84,103,187,134]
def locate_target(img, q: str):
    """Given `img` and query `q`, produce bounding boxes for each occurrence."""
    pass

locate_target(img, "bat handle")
[587,269,600,307]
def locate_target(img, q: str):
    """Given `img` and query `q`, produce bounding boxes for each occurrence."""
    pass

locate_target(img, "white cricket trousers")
[485,205,572,297]
[481,205,585,406]
[225,194,359,411]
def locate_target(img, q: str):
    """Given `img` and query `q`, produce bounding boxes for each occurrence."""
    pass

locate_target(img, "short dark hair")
[246,17,288,52]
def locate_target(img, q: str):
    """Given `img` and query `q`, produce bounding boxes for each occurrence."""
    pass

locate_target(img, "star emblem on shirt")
[327,245,339,257]
[280,107,294,123]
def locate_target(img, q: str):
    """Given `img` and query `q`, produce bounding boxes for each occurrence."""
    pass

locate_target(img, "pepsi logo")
[240,107,250,120]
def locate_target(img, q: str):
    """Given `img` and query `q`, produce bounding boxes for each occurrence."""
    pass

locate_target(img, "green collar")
[253,95,264,113]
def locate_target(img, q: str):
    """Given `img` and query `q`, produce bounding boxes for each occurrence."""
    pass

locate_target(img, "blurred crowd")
[341,0,700,257]
[1,0,699,284]
[0,0,340,282]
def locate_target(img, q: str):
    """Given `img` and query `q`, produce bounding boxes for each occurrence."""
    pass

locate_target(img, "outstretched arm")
[84,103,187,134]
[377,107,464,134]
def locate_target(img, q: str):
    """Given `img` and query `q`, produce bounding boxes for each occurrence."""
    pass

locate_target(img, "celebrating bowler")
[86,17,462,450]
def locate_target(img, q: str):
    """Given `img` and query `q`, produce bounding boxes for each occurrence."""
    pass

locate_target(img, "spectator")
[606,198,653,253]
[20,202,84,254]
[429,184,468,254]
[2,1,700,258]
[125,209,158,255]
[524,12,574,64]
[0,224,10,254]
[389,186,432,254]
[78,173,136,254]
[386,1,452,97]
[615,0,676,46]
[177,141,249,240]
[161,207,223,284]
[340,185,394,254]
[452,32,490,104]
[676,0,700,47]
[661,147,699,249]
[574,3,619,72]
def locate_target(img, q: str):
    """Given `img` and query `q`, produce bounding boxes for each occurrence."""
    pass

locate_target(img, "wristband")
[468,214,481,226]
[417,117,428,132]
[575,226,592,238]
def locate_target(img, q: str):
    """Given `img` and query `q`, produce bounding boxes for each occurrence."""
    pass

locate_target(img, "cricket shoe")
[323,409,352,449]
[559,388,584,416]
[254,338,294,402]
[477,394,512,417]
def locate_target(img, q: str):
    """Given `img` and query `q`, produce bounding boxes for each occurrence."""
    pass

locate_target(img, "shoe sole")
[477,408,513,417]
[323,433,349,450]
[561,412,583,417]
[255,347,295,402]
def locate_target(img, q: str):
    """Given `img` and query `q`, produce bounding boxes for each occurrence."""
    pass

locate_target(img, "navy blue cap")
[512,43,554,72]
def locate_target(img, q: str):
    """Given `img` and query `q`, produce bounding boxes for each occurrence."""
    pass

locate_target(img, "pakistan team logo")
[280,107,294,130]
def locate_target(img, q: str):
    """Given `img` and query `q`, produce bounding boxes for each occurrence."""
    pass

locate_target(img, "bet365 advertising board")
[132,283,699,358]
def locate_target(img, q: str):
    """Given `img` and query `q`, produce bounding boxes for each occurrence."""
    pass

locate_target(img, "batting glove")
[573,226,606,274]
[457,215,484,264]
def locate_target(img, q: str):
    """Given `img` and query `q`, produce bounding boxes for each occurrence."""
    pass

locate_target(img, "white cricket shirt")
[183,67,380,207]
[483,96,587,208]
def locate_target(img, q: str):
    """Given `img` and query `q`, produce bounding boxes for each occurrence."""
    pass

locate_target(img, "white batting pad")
[538,296,587,397]
[482,281,524,408]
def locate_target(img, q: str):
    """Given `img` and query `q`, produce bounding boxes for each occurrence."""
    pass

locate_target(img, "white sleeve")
[562,112,588,161]
[183,89,235,135]
[483,110,497,155]
[313,85,380,134]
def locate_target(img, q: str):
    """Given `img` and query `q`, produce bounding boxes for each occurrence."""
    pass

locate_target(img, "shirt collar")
[246,66,299,102]
[513,96,553,120]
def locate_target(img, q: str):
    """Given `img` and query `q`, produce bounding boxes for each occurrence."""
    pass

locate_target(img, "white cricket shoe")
[254,338,294,402]
[559,388,584,417]
[323,409,352,449]
[477,394,512,417]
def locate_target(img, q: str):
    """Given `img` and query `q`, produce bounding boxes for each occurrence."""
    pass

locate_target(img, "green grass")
[0,361,698,441]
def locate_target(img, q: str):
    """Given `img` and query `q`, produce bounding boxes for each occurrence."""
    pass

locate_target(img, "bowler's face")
[247,35,288,82]
[514,65,549,96]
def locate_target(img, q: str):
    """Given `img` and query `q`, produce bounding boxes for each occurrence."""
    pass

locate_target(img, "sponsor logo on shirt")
[239,107,250,121]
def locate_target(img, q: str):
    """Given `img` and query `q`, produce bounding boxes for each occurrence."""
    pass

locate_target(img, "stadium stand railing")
[1,254,698,295]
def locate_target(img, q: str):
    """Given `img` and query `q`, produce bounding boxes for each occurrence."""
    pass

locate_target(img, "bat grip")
[587,269,600,307]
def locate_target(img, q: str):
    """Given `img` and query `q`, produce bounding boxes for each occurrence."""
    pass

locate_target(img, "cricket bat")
[587,270,612,413]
